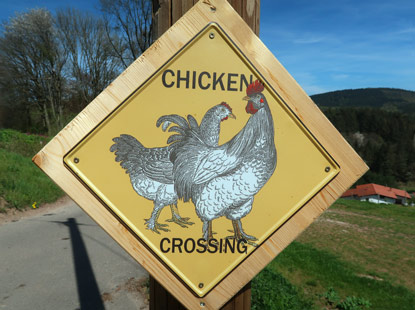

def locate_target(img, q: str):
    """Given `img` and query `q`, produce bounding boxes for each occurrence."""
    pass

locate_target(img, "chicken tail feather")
[156,114,189,129]
[110,134,145,174]
[187,115,199,130]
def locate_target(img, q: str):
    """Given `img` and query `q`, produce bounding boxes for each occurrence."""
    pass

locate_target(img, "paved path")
[0,200,148,310]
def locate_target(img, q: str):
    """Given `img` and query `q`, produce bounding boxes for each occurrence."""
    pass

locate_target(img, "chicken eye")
[260,98,264,103]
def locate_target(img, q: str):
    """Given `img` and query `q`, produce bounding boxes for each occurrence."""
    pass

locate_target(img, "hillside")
[311,88,415,115]
[270,199,415,310]
[309,88,415,186]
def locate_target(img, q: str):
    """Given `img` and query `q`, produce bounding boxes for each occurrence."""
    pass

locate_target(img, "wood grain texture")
[181,0,194,15]
[150,276,250,309]
[154,0,260,37]
[221,283,251,310]
[171,1,182,24]
[152,0,171,39]
[33,0,368,309]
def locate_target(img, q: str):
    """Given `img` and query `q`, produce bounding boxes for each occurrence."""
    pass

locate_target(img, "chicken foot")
[144,203,170,234]
[166,204,194,228]
[226,220,258,247]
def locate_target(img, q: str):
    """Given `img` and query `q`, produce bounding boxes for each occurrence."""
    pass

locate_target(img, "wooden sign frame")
[33,1,368,309]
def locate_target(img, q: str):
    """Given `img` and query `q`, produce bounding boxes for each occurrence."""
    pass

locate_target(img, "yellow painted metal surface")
[64,24,339,297]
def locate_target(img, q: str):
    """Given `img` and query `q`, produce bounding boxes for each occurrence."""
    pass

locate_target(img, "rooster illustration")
[161,80,277,243]
[110,103,235,233]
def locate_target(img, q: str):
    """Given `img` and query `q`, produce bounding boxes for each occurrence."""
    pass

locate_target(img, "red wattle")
[246,102,258,114]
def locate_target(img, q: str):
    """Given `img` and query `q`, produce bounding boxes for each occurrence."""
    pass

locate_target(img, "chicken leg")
[144,202,169,234]
[202,221,214,241]
[227,220,258,247]
[166,204,194,228]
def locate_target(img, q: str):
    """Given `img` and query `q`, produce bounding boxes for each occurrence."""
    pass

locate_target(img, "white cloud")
[396,27,415,34]
[332,74,350,80]
[303,84,329,95]
[293,36,325,44]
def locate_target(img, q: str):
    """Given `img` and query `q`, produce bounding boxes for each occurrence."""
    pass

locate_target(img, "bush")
[337,296,371,310]
[252,266,314,310]
[322,287,371,310]
[323,287,341,305]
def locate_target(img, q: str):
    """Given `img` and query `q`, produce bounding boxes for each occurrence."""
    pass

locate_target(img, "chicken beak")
[242,96,250,101]
[229,112,236,119]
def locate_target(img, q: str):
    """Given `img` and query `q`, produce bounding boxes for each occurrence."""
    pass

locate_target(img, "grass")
[0,148,63,211]
[271,242,415,309]
[0,129,50,157]
[298,199,415,290]
[252,266,313,310]
[264,198,415,309]
[0,129,62,211]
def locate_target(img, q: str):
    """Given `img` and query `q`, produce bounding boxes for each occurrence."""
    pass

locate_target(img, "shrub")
[322,287,371,310]
[252,266,314,310]
[337,296,371,310]
[323,287,341,305]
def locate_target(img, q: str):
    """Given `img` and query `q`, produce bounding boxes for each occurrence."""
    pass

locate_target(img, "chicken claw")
[226,220,258,247]
[144,207,170,233]
[166,216,194,228]
[144,219,170,234]
[166,204,195,228]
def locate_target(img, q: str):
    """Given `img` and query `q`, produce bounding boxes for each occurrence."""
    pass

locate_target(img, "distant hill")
[311,88,415,115]
[309,88,415,187]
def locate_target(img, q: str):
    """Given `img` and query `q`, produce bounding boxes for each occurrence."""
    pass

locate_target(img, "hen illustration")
[162,80,277,243]
[110,103,235,233]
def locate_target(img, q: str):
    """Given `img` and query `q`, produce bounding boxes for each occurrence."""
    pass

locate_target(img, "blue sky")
[261,1,415,94]
[0,0,414,95]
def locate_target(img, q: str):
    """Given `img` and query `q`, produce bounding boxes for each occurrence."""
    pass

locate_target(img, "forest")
[312,89,415,187]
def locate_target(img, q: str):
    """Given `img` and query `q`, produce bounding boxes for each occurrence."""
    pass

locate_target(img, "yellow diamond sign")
[64,23,338,297]
[34,1,367,309]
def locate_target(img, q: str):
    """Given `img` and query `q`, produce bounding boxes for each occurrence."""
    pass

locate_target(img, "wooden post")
[150,276,251,310]
[150,1,260,309]
[152,0,260,39]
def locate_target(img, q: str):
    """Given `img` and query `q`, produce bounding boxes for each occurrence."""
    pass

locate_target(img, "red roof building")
[342,183,411,205]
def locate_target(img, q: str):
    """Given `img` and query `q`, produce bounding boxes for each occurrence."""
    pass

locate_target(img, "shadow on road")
[63,217,104,310]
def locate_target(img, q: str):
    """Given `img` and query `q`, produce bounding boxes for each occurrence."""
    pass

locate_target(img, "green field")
[253,199,415,309]
[0,129,62,211]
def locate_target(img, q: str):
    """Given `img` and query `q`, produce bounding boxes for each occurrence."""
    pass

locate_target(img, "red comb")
[246,80,264,96]
[220,102,232,112]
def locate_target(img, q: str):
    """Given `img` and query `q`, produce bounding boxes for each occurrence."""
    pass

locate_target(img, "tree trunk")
[42,102,52,136]
[149,1,260,309]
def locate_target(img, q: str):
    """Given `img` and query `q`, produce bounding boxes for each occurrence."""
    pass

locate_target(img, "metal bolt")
[209,32,215,39]
[325,166,331,173]
[74,158,80,164]
[200,301,206,307]
[199,283,204,288]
